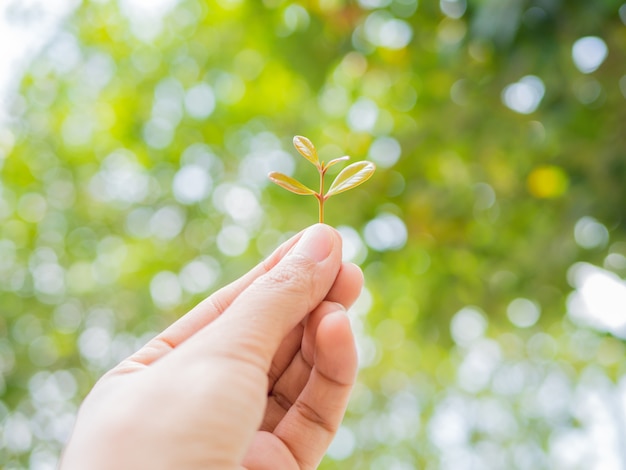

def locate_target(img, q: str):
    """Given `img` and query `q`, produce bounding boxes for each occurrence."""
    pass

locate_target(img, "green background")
[1,0,626,468]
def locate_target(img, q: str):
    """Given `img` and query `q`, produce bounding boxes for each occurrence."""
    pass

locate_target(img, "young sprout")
[268,135,376,224]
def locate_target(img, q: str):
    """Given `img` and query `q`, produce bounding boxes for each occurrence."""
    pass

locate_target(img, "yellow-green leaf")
[326,161,376,197]
[293,135,319,166]
[268,171,317,195]
[324,155,350,171]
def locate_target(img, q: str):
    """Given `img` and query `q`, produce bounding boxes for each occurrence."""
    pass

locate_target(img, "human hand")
[60,224,363,470]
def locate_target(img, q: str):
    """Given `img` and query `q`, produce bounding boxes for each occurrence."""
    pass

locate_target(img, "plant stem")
[318,198,323,223]
[318,167,325,223]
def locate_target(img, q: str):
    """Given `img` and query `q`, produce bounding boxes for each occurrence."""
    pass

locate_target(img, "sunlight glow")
[568,263,626,339]
[0,0,78,121]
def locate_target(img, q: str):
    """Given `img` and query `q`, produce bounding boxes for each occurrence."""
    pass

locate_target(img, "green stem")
[318,167,325,223]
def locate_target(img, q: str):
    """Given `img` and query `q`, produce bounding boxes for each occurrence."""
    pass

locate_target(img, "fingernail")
[292,224,334,262]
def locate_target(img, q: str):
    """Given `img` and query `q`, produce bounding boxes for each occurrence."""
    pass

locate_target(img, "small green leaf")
[268,171,317,195]
[326,161,376,198]
[324,155,350,171]
[293,135,319,166]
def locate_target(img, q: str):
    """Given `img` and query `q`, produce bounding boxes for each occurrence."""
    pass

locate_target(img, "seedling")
[268,135,376,224]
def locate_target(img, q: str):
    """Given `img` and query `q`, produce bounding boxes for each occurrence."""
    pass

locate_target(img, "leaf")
[324,155,350,171]
[326,161,376,198]
[268,171,317,195]
[293,135,319,166]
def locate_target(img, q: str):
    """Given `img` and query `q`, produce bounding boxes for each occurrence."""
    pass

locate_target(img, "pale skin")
[60,224,363,470]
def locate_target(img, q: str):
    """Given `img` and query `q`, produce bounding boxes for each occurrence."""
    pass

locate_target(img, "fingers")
[262,301,345,433]
[262,262,363,431]
[182,224,344,372]
[111,229,305,372]
[274,311,358,469]
[324,261,363,307]
[267,261,363,390]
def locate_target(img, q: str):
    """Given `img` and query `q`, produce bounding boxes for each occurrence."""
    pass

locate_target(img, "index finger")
[113,230,305,371]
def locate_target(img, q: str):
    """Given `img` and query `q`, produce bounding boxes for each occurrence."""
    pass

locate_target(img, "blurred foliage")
[1,0,626,468]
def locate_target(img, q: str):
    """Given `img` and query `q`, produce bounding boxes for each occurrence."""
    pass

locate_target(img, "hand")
[60,224,363,470]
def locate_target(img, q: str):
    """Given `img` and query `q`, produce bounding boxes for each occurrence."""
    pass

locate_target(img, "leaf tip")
[292,135,319,166]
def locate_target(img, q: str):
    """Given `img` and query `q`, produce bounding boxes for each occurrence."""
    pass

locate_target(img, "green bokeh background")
[1,0,626,468]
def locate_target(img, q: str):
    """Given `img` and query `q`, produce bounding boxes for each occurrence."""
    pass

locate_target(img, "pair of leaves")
[269,135,376,201]
[268,161,376,198]
[268,135,376,224]
[269,161,375,199]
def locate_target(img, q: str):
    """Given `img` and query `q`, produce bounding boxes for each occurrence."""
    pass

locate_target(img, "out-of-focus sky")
[0,0,76,121]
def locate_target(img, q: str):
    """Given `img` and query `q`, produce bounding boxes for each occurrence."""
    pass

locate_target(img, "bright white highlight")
[572,36,608,74]
[0,0,78,122]
[568,263,626,339]
[217,225,249,256]
[364,11,413,49]
[363,213,407,251]
[368,136,401,168]
[89,151,150,204]
[450,307,487,346]
[574,216,609,249]
[119,0,180,41]
[348,97,379,132]
[507,298,540,328]
[327,426,356,460]
[149,205,186,240]
[173,165,212,204]
[150,271,183,309]
[337,225,367,263]
[185,83,216,119]
[502,75,545,114]
[440,0,467,19]
[179,257,221,294]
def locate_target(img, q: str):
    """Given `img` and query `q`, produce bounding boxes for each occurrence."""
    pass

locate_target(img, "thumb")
[187,223,343,370]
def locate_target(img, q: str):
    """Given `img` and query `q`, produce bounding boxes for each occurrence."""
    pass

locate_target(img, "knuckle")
[294,400,336,434]
[269,389,293,413]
